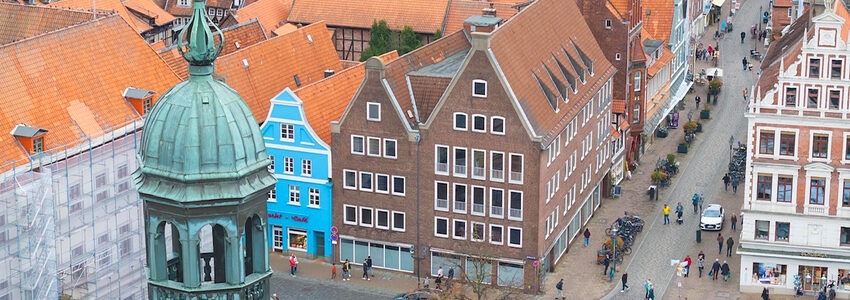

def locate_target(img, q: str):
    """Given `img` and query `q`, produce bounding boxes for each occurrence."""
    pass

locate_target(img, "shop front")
[740,252,850,296]
[268,210,331,258]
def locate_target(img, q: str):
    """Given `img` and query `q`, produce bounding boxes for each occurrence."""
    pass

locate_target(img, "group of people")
[722,173,740,193]
[424,266,455,291]
[694,44,720,63]
[329,256,371,281]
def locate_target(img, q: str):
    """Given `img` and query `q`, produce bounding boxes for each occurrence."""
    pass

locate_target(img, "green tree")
[399,26,422,55]
[360,20,392,61]
[433,29,443,40]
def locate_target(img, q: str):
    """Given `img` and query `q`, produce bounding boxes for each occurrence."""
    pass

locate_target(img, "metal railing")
[472,203,485,214]
[473,167,485,178]
[454,165,467,175]
[436,199,448,210]
[454,201,466,211]
[509,208,522,219]
[491,170,504,180]
[436,163,448,173]
[490,206,503,217]
[509,171,522,182]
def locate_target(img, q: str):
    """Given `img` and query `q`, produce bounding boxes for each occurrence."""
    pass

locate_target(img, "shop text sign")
[268,213,308,223]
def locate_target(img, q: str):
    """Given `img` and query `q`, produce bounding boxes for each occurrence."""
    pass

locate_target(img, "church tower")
[134,0,276,298]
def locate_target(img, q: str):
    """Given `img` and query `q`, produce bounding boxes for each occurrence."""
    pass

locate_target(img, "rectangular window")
[117,165,129,178]
[809,177,826,205]
[392,176,405,196]
[846,136,850,160]
[435,217,449,237]
[70,184,81,200]
[490,224,503,245]
[367,137,381,156]
[453,219,467,240]
[509,154,523,183]
[454,147,467,177]
[472,186,485,216]
[775,222,790,242]
[288,185,300,204]
[177,0,188,6]
[280,123,294,141]
[831,59,842,79]
[360,172,373,191]
[807,88,819,109]
[841,227,850,246]
[830,90,841,109]
[119,239,132,255]
[268,187,276,201]
[435,181,449,210]
[351,135,365,155]
[360,207,373,227]
[376,209,390,229]
[344,205,357,224]
[472,115,487,132]
[454,113,468,131]
[471,222,485,241]
[367,102,381,121]
[844,180,850,207]
[756,174,773,201]
[472,149,486,179]
[268,155,275,172]
[490,188,504,218]
[392,211,405,231]
[284,157,294,174]
[375,174,389,193]
[812,134,829,159]
[508,190,522,220]
[508,227,522,247]
[777,176,793,203]
[384,139,397,158]
[343,170,357,189]
[491,117,505,135]
[453,183,467,213]
[779,132,796,156]
[301,159,312,176]
[472,80,487,97]
[308,188,320,207]
[755,220,770,240]
[759,131,775,154]
[634,73,641,91]
[490,151,504,181]
[95,173,107,188]
[435,145,449,174]
[809,58,821,78]
[785,87,797,107]
[605,19,612,28]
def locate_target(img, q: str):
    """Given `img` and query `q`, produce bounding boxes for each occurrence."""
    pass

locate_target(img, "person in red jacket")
[683,255,693,277]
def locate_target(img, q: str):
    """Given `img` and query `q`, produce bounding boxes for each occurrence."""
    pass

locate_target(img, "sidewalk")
[269,251,419,295]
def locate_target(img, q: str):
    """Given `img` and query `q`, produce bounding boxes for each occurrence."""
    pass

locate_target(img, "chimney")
[122,87,156,116]
[463,7,503,34]
[11,124,48,155]
[482,2,497,16]
[324,69,335,78]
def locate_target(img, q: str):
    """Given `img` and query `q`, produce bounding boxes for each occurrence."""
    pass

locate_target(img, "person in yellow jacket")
[662,204,671,225]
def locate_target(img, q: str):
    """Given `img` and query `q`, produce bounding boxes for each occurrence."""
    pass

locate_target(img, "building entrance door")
[315,231,325,257]
[273,226,283,251]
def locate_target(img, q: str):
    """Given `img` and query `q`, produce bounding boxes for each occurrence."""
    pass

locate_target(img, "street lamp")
[610,227,618,279]
[728,135,735,162]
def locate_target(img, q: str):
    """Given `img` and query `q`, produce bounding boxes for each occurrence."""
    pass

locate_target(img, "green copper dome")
[135,0,274,202]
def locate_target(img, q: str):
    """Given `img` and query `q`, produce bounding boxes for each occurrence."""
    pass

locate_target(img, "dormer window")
[123,87,156,116]
[11,124,48,155]
[472,80,487,98]
[33,137,44,153]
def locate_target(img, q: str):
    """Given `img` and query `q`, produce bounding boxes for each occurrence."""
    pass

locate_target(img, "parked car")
[393,289,434,300]
[700,204,725,230]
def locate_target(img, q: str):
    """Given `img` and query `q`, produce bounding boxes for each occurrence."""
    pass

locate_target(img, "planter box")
[677,144,689,153]
[700,110,711,119]
[656,130,668,138]
[696,123,703,132]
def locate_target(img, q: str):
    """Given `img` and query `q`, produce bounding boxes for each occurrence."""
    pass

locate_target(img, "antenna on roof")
[91,0,97,20]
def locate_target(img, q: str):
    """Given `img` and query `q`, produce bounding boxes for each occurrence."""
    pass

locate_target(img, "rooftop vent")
[324,69,335,78]
[294,75,302,87]
[242,58,249,68]
[306,34,313,44]
[646,9,651,15]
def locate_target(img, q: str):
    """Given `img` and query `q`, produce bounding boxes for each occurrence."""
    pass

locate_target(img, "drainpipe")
[415,132,422,288]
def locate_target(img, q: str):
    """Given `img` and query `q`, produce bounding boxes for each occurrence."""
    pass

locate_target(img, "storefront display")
[752,263,787,285]
[288,228,307,251]
[799,265,828,291]
[839,269,850,290]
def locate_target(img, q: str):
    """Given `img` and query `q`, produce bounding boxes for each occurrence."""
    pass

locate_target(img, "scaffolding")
[0,120,149,300]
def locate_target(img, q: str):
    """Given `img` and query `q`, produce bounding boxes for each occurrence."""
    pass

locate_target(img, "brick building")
[741,1,850,295]
[331,0,618,292]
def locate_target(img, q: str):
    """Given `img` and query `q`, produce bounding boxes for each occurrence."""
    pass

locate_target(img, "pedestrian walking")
[663,204,671,225]
[272,293,280,300]
[675,202,684,224]
[423,277,430,289]
[331,263,337,280]
[447,266,455,283]
[648,288,655,300]
[732,177,740,193]
[644,279,653,300]
[698,255,706,278]
[683,255,692,277]
[695,96,702,109]
[555,278,564,299]
[435,275,442,290]
[362,258,370,280]
[723,173,730,191]
[741,31,746,43]
[743,87,749,101]
[731,214,738,231]
[762,287,770,300]
[829,287,837,300]
[711,259,721,280]
[721,261,731,281]
[603,254,611,275]
[289,254,298,277]
[717,233,724,254]
[692,193,700,213]
[437,266,444,278]
[621,272,630,292]
[742,57,749,70]
[343,259,351,280]
[727,237,735,257]
[584,228,591,247]
[366,256,373,278]
[818,291,828,300]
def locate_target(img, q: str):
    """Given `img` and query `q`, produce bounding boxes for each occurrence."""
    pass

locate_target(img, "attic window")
[294,75,302,87]
[144,99,153,114]
[177,0,188,7]
[605,20,612,29]
[472,80,487,97]
[615,53,621,61]
[123,87,156,116]
[33,137,44,153]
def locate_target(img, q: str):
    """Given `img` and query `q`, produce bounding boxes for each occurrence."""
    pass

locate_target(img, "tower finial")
[177,0,224,76]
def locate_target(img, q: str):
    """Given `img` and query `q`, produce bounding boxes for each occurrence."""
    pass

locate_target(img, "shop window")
[839,269,850,290]
[465,258,492,284]
[752,263,787,285]
[498,262,524,287]
[841,227,850,246]
[775,222,789,242]
[288,229,307,251]
[755,220,770,240]
[798,266,828,291]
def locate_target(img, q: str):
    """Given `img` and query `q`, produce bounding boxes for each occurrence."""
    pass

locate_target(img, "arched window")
[244,215,267,276]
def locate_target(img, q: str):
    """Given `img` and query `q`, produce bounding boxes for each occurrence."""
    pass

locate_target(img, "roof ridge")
[0,11,117,49]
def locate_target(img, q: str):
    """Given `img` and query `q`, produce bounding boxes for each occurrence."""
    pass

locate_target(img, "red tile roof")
[756,8,810,101]
[124,0,176,26]
[443,0,519,33]
[642,0,673,42]
[215,21,343,123]
[288,0,451,33]
[158,19,268,79]
[0,13,180,171]
[490,0,616,141]
[295,51,399,144]
[51,0,153,33]
[612,99,626,113]
[232,0,292,35]
[0,3,96,44]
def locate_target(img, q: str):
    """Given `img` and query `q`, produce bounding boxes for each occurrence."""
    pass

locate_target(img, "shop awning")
[712,0,725,7]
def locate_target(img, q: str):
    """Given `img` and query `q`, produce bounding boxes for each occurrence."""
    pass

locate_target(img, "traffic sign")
[331,226,339,234]
[330,233,339,241]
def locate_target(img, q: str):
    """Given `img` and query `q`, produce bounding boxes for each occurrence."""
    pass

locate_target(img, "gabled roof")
[294,51,399,144]
[0,13,180,170]
[608,0,631,16]
[443,0,519,33]
[232,0,292,35]
[158,19,268,79]
[288,0,451,33]
[757,8,811,101]
[124,0,176,26]
[643,29,674,77]
[489,0,615,141]
[642,0,673,42]
[51,0,153,33]
[215,21,343,123]
[160,0,232,17]
[0,3,96,44]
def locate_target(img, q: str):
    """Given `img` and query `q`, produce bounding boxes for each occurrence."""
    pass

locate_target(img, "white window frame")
[301,159,312,176]
[367,102,381,121]
[375,174,390,194]
[284,157,294,174]
[343,205,358,225]
[604,19,612,29]
[308,188,320,208]
[507,226,522,248]
[280,123,295,141]
[435,145,450,175]
[471,185,486,216]
[491,116,505,135]
[268,155,275,172]
[392,176,406,196]
[177,0,189,7]
[472,79,488,98]
[508,153,524,184]
[351,135,365,155]
[471,149,487,180]
[490,151,505,182]
[453,183,468,214]
[268,187,277,202]
[367,137,381,157]
[490,187,504,218]
[453,112,468,131]
[359,172,373,192]
[435,217,449,238]
[471,222,486,242]
[376,209,390,229]
[288,185,300,205]
[392,211,406,232]
[359,207,374,227]
[343,170,357,189]
[383,138,397,159]
[809,130,832,162]
[490,224,504,245]
[843,132,850,164]
[508,190,523,221]
[435,181,449,211]
[472,114,487,133]
[453,147,468,178]
[453,219,467,240]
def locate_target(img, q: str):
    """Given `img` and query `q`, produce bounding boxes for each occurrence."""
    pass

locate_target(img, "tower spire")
[177,0,224,76]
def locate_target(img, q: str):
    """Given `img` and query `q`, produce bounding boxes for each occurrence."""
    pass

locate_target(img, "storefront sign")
[292,216,308,223]
[269,213,283,219]
[800,251,827,258]
[268,212,308,223]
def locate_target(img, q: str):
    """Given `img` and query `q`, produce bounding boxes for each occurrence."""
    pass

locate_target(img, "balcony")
[454,165,467,176]
[436,199,448,210]
[490,206,503,217]
[509,171,523,183]
[436,163,448,174]
[454,201,466,212]
[509,208,522,219]
[472,203,485,214]
[473,167,485,178]
[805,205,827,215]
[491,170,504,181]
